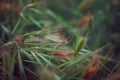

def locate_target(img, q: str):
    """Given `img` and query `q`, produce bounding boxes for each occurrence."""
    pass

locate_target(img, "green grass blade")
[12,18,21,34]
[30,51,41,63]
[18,53,26,80]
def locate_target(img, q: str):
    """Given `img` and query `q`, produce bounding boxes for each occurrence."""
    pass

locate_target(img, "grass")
[0,0,120,80]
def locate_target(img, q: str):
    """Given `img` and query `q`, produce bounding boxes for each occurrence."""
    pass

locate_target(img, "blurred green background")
[0,0,120,50]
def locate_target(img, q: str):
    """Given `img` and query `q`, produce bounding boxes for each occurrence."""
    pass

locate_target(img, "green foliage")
[0,0,120,80]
